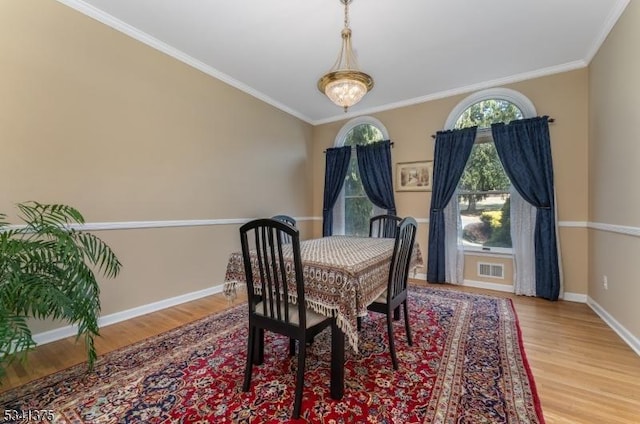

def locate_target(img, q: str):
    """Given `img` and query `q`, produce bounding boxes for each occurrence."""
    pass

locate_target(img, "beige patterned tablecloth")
[223,236,424,352]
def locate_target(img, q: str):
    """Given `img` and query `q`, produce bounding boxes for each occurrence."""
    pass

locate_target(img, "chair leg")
[357,316,362,331]
[386,312,398,370]
[243,325,255,391]
[393,306,400,321]
[292,340,306,419]
[403,301,413,346]
[253,327,265,365]
[289,338,296,356]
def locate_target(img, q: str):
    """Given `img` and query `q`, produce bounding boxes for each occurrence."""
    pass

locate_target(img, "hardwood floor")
[2,281,639,423]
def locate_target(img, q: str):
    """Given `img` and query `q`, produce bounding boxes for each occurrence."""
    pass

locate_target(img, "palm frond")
[73,231,122,278]
[0,310,36,380]
[0,202,121,382]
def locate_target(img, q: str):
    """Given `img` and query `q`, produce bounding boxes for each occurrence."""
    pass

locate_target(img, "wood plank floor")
[2,281,639,423]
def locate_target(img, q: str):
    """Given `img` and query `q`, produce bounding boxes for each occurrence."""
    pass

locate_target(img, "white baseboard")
[413,272,427,281]
[587,297,640,357]
[415,273,587,302]
[561,292,587,303]
[32,280,639,359]
[32,284,225,346]
[413,273,517,294]
[462,279,515,293]
[463,279,587,303]
[462,280,588,303]
[414,273,638,356]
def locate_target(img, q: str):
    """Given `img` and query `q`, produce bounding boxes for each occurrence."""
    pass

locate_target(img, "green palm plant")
[0,202,121,381]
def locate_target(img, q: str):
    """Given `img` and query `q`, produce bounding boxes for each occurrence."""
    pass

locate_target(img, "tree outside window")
[342,124,384,236]
[454,99,523,250]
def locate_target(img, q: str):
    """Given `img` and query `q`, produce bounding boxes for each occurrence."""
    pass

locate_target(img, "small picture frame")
[396,161,433,192]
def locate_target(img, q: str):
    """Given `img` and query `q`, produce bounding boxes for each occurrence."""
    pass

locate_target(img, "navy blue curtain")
[427,127,477,283]
[356,140,397,215]
[492,116,560,300]
[322,146,352,236]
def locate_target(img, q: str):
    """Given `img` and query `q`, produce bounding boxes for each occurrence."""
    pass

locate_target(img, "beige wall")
[463,254,514,289]
[0,1,313,333]
[5,0,637,347]
[312,70,590,296]
[589,1,640,339]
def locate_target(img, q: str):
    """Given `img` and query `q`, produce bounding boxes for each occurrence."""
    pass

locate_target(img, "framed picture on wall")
[396,161,433,192]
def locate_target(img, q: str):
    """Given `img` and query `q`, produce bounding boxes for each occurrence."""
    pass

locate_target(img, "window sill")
[462,247,513,258]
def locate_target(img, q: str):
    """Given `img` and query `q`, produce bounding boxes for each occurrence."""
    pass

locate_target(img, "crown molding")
[312,60,587,125]
[55,1,600,128]
[54,0,314,124]
[584,0,631,63]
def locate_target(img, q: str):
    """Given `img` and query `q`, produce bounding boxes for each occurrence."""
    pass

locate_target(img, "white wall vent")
[478,262,504,279]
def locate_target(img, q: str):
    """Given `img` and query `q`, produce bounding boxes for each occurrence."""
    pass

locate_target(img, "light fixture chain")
[344,0,350,29]
[318,0,374,112]
[342,0,353,70]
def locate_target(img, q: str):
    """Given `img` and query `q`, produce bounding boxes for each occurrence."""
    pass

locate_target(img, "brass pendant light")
[317,0,374,112]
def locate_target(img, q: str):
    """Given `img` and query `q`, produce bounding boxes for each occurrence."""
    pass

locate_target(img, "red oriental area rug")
[1,286,544,423]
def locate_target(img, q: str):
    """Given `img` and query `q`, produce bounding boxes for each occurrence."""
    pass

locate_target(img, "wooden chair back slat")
[388,217,418,299]
[240,218,304,326]
[240,217,333,418]
[369,214,402,238]
[272,215,296,244]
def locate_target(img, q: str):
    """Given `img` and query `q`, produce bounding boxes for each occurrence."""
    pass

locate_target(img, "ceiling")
[60,0,629,125]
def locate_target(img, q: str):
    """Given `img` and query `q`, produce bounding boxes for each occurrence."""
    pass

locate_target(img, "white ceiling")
[59,0,629,125]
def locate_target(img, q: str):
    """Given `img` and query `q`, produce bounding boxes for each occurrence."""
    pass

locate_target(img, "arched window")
[446,89,536,253]
[333,117,388,236]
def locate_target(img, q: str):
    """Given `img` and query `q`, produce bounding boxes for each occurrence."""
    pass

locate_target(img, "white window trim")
[463,250,513,259]
[447,88,537,255]
[464,245,513,255]
[444,88,537,130]
[333,116,389,235]
[334,116,390,146]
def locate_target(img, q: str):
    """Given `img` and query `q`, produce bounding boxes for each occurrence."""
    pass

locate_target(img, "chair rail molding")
[4,217,321,232]
[588,221,640,237]
[12,218,638,236]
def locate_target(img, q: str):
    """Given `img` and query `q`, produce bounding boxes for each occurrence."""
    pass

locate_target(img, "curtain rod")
[430,118,555,139]
[323,141,394,153]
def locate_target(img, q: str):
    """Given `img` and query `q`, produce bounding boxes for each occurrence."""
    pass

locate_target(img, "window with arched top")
[333,117,388,236]
[446,88,536,253]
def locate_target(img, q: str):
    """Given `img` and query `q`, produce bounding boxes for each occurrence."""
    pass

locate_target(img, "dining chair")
[240,218,333,419]
[369,214,402,238]
[272,214,296,244]
[366,216,418,370]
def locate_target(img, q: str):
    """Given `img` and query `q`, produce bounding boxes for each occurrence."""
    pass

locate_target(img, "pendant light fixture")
[317,0,374,112]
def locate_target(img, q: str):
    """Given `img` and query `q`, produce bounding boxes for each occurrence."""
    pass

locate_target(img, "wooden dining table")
[223,235,424,399]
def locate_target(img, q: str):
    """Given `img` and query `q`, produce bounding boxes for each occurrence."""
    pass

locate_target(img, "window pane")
[455,98,520,250]
[454,99,523,129]
[459,193,512,248]
[344,156,365,196]
[344,124,384,146]
[345,196,374,236]
[342,123,384,236]
[459,143,510,193]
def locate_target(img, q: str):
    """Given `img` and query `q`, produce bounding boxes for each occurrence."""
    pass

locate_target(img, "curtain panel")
[426,127,477,283]
[356,140,397,215]
[491,116,561,300]
[443,197,464,284]
[510,187,537,296]
[322,146,351,236]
